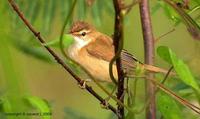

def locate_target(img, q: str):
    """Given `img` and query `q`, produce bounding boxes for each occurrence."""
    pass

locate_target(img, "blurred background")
[1,0,200,119]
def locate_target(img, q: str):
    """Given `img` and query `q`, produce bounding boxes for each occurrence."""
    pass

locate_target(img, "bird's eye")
[81,32,86,36]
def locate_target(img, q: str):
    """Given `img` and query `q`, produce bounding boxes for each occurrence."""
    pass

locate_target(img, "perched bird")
[67,21,170,82]
[66,22,200,115]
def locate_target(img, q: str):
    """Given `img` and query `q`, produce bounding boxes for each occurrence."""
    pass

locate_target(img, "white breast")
[68,36,91,59]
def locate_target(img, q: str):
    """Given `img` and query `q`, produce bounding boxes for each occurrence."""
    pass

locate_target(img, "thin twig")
[7,0,117,114]
[113,0,125,119]
[160,66,173,84]
[139,0,156,118]
[123,0,140,14]
[155,28,175,43]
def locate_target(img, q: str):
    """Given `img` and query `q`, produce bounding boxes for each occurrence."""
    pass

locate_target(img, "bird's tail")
[143,64,175,75]
[121,50,175,76]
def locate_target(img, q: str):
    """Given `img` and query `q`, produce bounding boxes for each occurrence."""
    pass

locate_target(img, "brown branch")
[113,0,125,119]
[139,0,156,118]
[7,0,117,114]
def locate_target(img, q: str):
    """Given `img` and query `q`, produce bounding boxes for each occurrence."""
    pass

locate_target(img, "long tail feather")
[121,50,175,75]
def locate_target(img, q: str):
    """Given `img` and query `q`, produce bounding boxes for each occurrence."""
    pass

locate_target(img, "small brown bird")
[67,21,170,82]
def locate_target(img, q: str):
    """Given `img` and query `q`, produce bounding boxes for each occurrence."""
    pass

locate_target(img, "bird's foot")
[100,99,109,109]
[78,79,91,89]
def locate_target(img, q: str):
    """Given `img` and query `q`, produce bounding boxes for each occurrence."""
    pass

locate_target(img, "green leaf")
[157,46,172,64]
[163,0,200,40]
[48,0,57,31]
[10,37,54,63]
[151,1,162,15]
[44,34,74,48]
[64,107,93,119]
[43,34,83,73]
[193,0,200,4]
[24,96,51,119]
[173,83,190,91]
[77,0,87,20]
[60,0,72,21]
[157,46,200,92]
[157,92,182,119]
[1,98,12,113]
[125,110,135,119]
[101,0,114,16]
[173,59,200,91]
[0,112,5,119]
[42,0,51,33]
[24,0,35,19]
[160,1,181,24]
[30,1,41,24]
[107,113,117,119]
[91,0,101,26]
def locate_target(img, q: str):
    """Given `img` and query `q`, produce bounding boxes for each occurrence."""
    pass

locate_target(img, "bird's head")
[69,21,97,49]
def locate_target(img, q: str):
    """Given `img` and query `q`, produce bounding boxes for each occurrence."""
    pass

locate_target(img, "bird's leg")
[78,79,91,89]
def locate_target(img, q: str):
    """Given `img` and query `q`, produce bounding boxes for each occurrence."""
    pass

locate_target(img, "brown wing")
[86,36,138,73]
[86,35,169,74]
[86,35,139,72]
[86,34,115,61]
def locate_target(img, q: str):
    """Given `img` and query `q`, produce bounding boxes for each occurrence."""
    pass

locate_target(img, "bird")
[66,22,200,115]
[67,21,171,82]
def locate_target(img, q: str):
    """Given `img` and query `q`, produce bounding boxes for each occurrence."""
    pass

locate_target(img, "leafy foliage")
[6,0,114,62]
[153,0,200,24]
[153,0,200,40]
[64,107,94,119]
[44,34,74,48]
[24,96,51,119]
[157,46,200,92]
[157,92,182,119]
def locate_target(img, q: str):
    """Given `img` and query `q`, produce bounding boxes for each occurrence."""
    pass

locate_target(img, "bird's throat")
[68,36,90,61]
